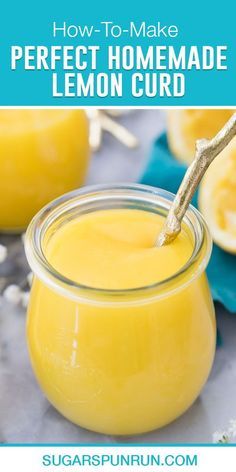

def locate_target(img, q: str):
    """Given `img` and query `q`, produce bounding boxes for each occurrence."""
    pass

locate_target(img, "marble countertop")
[0,110,236,444]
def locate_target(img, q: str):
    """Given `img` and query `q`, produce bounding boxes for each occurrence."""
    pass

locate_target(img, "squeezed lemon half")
[167,110,235,163]
[199,141,236,254]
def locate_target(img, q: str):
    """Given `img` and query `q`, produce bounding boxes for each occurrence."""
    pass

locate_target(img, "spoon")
[157,113,236,247]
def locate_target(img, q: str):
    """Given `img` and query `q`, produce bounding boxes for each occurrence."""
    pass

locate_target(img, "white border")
[0,106,235,109]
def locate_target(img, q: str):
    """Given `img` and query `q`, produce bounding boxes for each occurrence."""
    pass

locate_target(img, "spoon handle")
[157,113,236,246]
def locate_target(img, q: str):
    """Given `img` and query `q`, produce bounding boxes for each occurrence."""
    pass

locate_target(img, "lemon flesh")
[167,110,235,164]
[199,141,236,254]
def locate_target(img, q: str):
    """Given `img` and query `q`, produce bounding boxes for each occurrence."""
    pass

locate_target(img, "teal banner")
[1,0,236,106]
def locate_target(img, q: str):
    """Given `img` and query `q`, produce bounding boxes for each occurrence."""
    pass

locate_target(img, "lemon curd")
[25,185,216,435]
[0,109,89,231]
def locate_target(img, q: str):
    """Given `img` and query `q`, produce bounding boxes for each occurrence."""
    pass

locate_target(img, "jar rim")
[24,183,212,304]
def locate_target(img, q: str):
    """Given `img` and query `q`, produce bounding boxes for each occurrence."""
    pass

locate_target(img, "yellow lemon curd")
[0,109,89,231]
[27,207,215,435]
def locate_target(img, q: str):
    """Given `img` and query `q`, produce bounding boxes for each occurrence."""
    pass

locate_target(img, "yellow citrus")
[167,110,234,163]
[199,140,236,253]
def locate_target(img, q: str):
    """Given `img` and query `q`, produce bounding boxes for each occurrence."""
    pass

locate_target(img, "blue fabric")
[140,133,236,313]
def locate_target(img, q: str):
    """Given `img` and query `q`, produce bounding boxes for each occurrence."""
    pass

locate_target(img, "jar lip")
[25,183,212,303]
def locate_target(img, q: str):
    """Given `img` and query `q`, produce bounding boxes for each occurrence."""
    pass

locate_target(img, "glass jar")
[25,184,216,435]
[167,109,234,163]
[0,109,89,232]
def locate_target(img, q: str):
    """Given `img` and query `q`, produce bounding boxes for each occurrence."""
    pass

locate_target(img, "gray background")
[0,109,235,443]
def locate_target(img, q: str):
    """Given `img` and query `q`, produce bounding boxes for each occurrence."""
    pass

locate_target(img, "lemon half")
[199,141,236,254]
[167,110,234,164]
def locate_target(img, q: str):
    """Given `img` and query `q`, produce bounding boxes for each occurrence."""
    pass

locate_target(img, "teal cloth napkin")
[140,133,236,313]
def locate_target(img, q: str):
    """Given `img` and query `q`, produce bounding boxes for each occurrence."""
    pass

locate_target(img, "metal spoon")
[157,113,236,247]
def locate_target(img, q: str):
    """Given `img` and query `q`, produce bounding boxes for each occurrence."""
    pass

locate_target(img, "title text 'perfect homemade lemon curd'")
[25,185,216,435]
[0,109,89,232]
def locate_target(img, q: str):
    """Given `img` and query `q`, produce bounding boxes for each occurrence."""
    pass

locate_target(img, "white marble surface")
[0,110,236,444]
